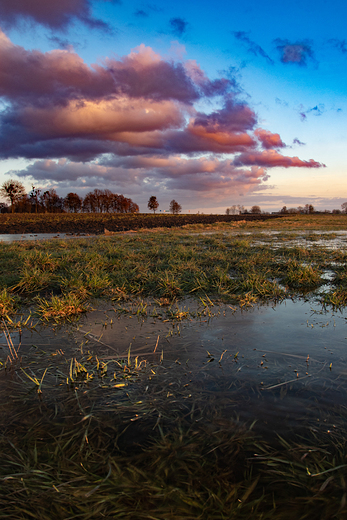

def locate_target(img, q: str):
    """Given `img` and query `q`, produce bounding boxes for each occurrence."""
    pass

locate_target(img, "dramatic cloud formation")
[11,157,270,197]
[233,32,274,64]
[0,29,324,200]
[274,39,315,66]
[0,0,118,32]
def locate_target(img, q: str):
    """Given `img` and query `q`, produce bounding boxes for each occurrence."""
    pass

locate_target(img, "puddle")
[2,229,347,249]
[2,299,346,437]
[0,232,96,243]
[249,230,347,250]
[77,300,347,433]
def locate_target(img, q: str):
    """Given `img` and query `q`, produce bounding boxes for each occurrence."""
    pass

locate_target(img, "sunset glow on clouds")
[0,0,345,211]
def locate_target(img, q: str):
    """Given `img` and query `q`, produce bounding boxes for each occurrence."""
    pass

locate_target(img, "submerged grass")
[0,214,346,518]
[1,365,347,519]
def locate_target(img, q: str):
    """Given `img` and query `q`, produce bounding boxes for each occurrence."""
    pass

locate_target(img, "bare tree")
[64,193,83,213]
[250,205,261,214]
[227,205,241,215]
[40,189,63,213]
[148,196,159,213]
[341,202,347,214]
[29,186,41,213]
[83,191,98,212]
[169,200,182,214]
[0,179,26,213]
[304,204,314,214]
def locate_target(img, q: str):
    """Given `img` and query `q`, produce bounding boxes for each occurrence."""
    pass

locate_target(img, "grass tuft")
[35,292,88,321]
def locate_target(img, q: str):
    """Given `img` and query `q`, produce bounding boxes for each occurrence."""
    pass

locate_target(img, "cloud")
[293,138,305,146]
[169,18,188,37]
[275,97,289,107]
[0,36,232,107]
[233,31,274,65]
[47,36,78,50]
[298,103,325,121]
[254,129,285,149]
[307,104,325,116]
[134,9,148,17]
[274,39,316,66]
[0,31,325,199]
[0,0,118,32]
[11,156,270,197]
[234,150,325,168]
[328,38,347,54]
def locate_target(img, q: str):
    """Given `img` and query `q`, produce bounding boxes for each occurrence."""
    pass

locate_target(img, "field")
[1,214,347,519]
[0,212,280,235]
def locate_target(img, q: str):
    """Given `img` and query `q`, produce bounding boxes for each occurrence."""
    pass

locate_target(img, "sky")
[0,0,346,213]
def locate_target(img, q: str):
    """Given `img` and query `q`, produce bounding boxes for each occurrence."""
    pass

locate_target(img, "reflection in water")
[1,229,347,249]
[0,232,95,243]
[2,299,344,437]
[76,300,347,435]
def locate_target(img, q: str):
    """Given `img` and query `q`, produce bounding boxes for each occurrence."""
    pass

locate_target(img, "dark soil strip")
[0,213,282,234]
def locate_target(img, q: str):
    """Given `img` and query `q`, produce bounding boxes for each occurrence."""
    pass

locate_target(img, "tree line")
[0,180,139,214]
[226,203,347,215]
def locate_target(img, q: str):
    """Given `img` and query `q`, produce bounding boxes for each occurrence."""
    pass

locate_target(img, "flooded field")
[2,299,346,433]
[1,298,347,518]
[1,218,347,518]
[0,232,95,243]
[2,228,347,249]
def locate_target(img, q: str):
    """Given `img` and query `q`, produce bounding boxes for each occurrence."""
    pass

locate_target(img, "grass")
[35,292,88,322]
[0,288,19,317]
[0,216,346,325]
[1,357,347,519]
[0,215,347,518]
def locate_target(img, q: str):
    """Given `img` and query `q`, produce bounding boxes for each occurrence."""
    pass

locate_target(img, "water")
[2,299,345,437]
[1,229,347,249]
[80,300,347,434]
[0,232,96,243]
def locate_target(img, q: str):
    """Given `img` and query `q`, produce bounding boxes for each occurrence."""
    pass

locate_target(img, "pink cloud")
[0,0,116,31]
[254,128,285,149]
[0,31,325,201]
[13,157,270,197]
[234,150,325,168]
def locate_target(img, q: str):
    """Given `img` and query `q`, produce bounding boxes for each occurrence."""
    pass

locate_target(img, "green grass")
[0,219,346,325]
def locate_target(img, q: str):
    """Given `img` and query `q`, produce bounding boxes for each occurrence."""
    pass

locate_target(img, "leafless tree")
[40,189,63,213]
[148,196,159,213]
[304,204,314,214]
[169,199,182,214]
[64,193,83,213]
[0,179,26,213]
[29,186,41,213]
[250,205,261,214]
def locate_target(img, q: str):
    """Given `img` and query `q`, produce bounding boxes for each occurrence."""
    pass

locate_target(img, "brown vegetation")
[0,212,281,234]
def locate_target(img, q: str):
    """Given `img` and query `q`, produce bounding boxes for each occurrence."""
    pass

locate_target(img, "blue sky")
[0,0,346,212]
